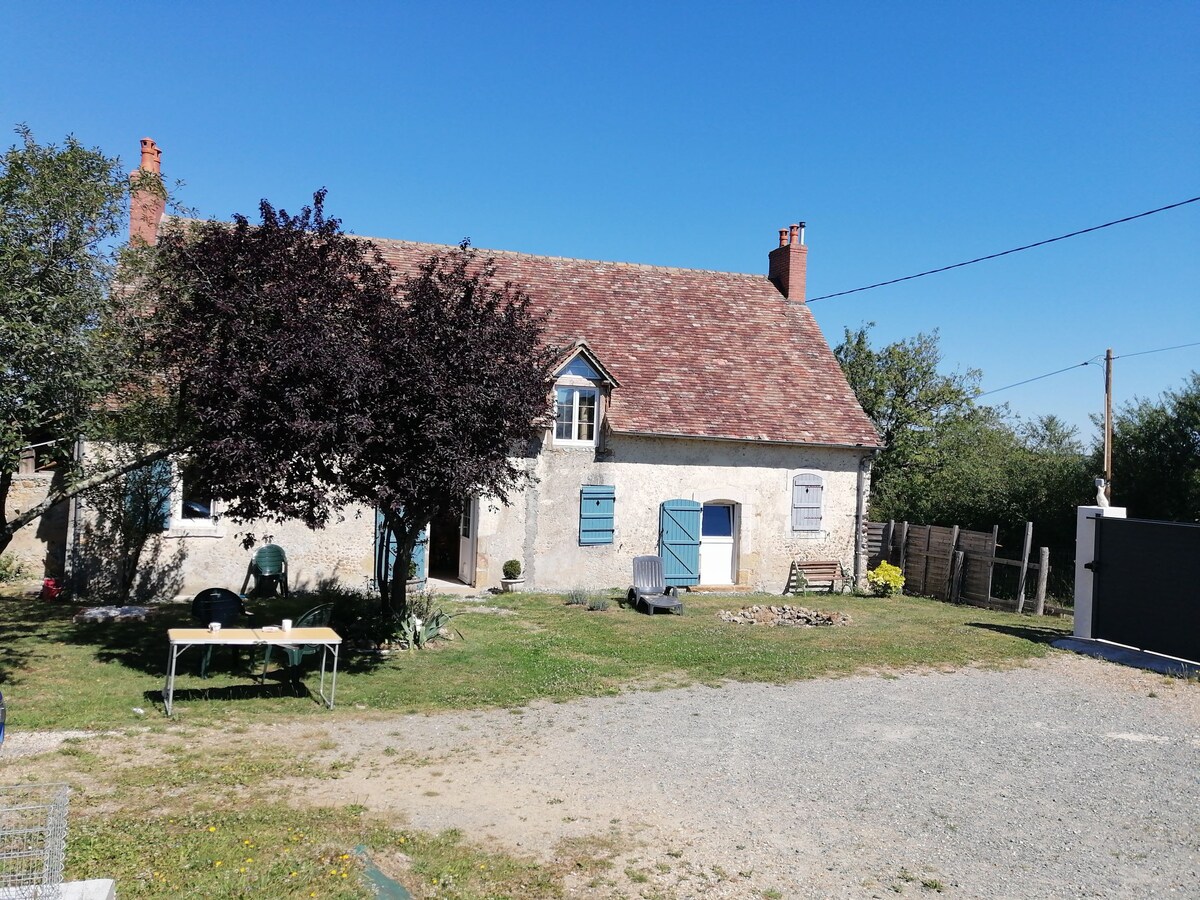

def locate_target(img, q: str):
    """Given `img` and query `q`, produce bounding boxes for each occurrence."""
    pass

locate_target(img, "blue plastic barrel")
[0,689,6,746]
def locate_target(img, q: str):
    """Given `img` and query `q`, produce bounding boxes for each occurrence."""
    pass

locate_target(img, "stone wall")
[473,433,872,592]
[4,473,68,581]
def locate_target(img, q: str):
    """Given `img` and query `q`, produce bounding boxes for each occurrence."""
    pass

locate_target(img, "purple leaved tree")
[145,191,557,618]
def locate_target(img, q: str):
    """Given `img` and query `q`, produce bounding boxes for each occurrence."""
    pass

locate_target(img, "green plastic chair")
[260,604,334,682]
[240,544,290,597]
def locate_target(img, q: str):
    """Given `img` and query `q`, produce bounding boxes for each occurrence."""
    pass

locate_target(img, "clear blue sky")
[3,1,1197,441]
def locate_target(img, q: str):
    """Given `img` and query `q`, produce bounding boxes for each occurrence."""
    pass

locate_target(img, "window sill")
[166,523,226,539]
[792,531,827,540]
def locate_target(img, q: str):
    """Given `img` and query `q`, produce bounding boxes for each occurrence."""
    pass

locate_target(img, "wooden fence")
[867,520,1058,615]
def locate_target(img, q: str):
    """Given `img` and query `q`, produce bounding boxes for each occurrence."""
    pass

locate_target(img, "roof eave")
[608,427,882,451]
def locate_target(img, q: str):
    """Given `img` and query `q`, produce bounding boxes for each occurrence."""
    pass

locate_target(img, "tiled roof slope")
[371,238,881,449]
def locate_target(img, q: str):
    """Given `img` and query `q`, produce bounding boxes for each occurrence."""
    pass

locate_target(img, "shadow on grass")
[966,621,1070,646]
[18,591,393,683]
[145,678,317,709]
[0,599,81,684]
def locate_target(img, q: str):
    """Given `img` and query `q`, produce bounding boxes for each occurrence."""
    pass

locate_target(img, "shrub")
[0,555,25,583]
[502,559,522,579]
[565,588,587,606]
[867,561,905,597]
[586,597,610,612]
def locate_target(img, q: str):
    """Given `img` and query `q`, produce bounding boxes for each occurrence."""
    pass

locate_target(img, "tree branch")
[3,444,184,541]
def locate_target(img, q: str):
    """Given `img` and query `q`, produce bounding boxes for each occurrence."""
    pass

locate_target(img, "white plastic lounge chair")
[627,555,684,615]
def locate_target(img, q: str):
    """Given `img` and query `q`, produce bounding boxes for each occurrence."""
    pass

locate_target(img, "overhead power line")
[807,196,1200,303]
[975,339,1200,399]
[1114,339,1200,361]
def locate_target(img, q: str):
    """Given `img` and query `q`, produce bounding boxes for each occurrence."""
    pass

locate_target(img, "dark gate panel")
[1093,517,1200,663]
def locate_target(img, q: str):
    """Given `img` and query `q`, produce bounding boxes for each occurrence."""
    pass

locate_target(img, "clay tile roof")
[369,236,881,449]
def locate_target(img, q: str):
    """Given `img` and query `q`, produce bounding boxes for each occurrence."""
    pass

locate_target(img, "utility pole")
[1104,347,1113,501]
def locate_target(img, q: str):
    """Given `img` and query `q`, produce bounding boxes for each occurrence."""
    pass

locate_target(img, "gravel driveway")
[301,653,1198,898]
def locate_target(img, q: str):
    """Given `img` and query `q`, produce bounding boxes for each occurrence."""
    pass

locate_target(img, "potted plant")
[501,559,525,593]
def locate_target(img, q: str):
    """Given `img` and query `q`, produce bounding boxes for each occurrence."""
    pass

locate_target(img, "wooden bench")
[784,560,844,595]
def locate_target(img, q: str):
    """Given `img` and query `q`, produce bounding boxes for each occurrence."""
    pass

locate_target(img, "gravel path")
[303,653,1199,898]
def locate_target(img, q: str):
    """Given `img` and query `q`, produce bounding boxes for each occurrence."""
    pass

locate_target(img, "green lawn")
[0,588,1071,731]
[0,588,1071,899]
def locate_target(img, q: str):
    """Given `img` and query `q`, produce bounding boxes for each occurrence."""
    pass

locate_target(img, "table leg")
[317,643,339,710]
[164,643,178,716]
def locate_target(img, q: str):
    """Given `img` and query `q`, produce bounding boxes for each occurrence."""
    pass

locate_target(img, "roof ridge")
[367,234,770,281]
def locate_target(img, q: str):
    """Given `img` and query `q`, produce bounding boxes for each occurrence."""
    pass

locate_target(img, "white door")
[699,503,735,585]
[458,497,478,585]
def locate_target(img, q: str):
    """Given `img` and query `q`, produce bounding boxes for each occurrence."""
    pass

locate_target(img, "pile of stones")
[717,604,851,627]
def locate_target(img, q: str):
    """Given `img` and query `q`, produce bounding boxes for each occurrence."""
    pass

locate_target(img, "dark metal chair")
[190,588,254,677]
[627,555,684,615]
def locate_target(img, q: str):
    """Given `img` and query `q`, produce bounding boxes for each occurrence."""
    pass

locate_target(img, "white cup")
[208,622,221,633]
[281,619,292,631]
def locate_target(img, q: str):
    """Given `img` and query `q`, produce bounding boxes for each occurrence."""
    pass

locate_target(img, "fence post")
[945,525,960,599]
[1015,522,1033,613]
[898,522,909,572]
[951,550,965,603]
[986,524,999,603]
[921,526,934,597]
[884,519,895,563]
[1034,547,1049,615]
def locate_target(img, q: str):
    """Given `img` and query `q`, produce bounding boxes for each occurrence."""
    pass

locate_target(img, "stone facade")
[4,473,69,582]
[63,431,870,599]
[469,433,872,593]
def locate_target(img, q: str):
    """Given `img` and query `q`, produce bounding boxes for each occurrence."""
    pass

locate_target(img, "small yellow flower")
[340,853,349,859]
[207,826,216,832]
[244,857,253,863]
[238,867,246,873]
[290,872,297,878]
[214,861,222,867]
[243,839,252,845]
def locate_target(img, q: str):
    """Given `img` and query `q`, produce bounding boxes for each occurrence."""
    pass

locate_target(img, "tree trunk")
[378,509,417,621]
[0,468,13,557]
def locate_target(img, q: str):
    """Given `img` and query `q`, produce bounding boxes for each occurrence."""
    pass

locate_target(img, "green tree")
[836,326,1091,596]
[834,323,981,502]
[0,127,177,559]
[1109,372,1200,521]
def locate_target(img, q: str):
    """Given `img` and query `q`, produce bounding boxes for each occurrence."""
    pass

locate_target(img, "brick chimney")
[768,222,807,301]
[129,137,165,245]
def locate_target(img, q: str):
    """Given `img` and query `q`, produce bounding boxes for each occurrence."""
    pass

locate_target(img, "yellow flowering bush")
[867,561,905,597]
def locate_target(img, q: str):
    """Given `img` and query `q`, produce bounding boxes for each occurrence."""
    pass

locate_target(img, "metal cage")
[0,783,69,898]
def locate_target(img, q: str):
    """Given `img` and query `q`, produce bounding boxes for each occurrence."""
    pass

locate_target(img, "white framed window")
[791,472,824,534]
[555,386,598,445]
[167,461,222,536]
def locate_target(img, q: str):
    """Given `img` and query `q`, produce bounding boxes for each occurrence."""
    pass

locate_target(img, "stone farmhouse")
[22,139,882,597]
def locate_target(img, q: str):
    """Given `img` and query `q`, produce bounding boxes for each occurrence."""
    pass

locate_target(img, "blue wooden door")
[659,499,701,587]
[375,508,429,586]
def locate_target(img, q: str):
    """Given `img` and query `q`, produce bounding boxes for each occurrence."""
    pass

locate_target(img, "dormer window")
[551,345,618,449]
[555,386,598,444]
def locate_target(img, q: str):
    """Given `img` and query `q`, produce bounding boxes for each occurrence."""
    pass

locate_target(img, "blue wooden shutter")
[413,522,429,580]
[659,499,701,587]
[375,508,430,583]
[792,474,824,532]
[579,485,615,545]
[125,459,172,532]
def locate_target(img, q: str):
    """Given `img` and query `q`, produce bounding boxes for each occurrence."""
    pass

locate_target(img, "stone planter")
[500,577,525,593]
